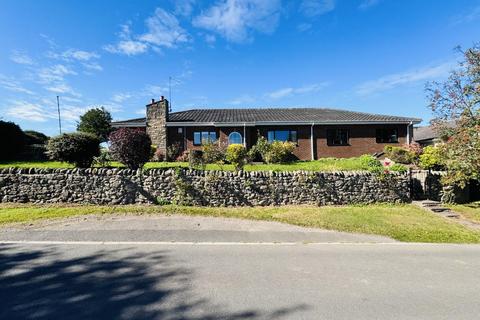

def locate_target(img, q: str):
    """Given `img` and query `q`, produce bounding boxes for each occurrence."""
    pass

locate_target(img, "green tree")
[77,107,113,142]
[426,45,480,188]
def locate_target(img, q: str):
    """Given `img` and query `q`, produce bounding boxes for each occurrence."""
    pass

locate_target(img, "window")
[228,132,243,145]
[327,129,349,146]
[376,128,398,143]
[267,130,298,143]
[193,131,216,145]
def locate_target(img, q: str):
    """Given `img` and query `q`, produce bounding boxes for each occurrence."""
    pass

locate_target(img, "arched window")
[228,132,243,145]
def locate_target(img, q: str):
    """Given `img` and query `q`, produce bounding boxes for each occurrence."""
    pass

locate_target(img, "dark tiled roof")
[112,108,421,125]
[414,126,438,142]
[169,108,420,123]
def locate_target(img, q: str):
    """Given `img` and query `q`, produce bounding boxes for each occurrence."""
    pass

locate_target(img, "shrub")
[225,144,247,170]
[93,148,112,167]
[202,141,226,165]
[248,136,270,162]
[177,150,189,162]
[166,142,182,161]
[359,154,382,169]
[264,141,295,164]
[389,163,408,173]
[47,132,100,167]
[24,130,49,145]
[188,150,204,169]
[0,120,26,161]
[419,145,444,170]
[109,128,151,169]
[384,145,416,164]
[77,107,113,142]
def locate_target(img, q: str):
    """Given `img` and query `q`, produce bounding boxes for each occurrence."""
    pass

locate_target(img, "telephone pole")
[56,95,62,134]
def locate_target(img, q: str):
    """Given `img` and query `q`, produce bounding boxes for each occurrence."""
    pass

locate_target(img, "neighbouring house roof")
[414,126,438,142]
[112,107,422,127]
[413,121,456,142]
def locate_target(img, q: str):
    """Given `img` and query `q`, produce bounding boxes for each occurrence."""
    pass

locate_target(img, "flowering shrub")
[225,144,247,170]
[384,145,416,164]
[109,128,151,169]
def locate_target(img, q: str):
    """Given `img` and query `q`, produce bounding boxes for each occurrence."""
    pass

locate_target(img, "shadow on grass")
[0,245,308,319]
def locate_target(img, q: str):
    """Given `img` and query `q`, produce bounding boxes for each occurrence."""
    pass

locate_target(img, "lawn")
[0,157,372,171]
[448,202,480,223]
[1,203,479,243]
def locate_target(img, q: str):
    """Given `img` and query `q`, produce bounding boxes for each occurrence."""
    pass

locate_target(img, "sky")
[0,0,479,136]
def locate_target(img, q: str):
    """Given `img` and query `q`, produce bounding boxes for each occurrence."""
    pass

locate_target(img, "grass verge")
[1,203,479,243]
[448,202,480,223]
[0,157,372,172]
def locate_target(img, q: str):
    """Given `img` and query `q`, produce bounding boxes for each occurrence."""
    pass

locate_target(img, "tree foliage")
[47,132,100,168]
[426,45,480,188]
[24,130,49,145]
[0,120,26,161]
[77,107,113,142]
[109,128,151,170]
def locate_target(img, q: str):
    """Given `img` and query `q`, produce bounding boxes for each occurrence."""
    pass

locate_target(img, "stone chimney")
[146,96,169,155]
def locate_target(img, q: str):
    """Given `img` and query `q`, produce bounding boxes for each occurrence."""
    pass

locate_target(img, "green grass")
[448,202,480,223]
[1,203,479,243]
[0,157,371,172]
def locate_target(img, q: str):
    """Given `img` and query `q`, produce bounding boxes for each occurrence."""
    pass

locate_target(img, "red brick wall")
[166,124,409,160]
[315,124,407,158]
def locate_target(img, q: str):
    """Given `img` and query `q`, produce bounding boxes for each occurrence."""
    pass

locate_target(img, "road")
[1,215,480,319]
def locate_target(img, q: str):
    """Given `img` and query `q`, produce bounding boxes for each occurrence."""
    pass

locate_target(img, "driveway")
[1,215,480,319]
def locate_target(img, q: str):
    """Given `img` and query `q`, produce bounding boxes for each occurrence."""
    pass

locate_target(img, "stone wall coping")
[0,167,409,177]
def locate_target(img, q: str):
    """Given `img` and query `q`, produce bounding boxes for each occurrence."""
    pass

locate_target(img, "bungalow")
[112,97,422,160]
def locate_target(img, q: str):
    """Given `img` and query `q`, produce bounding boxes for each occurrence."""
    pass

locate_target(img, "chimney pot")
[151,98,155,104]
[161,95,164,101]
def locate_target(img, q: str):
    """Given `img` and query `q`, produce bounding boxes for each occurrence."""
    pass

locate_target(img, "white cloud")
[61,49,99,61]
[10,51,34,65]
[173,0,196,17]
[356,61,455,95]
[38,64,77,84]
[112,93,132,103]
[265,83,329,99]
[297,23,312,32]
[45,83,81,97]
[299,0,335,17]
[193,0,281,43]
[105,9,189,55]
[451,5,480,25]
[104,40,148,56]
[358,0,380,10]
[0,75,35,95]
[139,8,190,48]
[5,100,55,122]
[82,62,103,71]
[229,94,255,105]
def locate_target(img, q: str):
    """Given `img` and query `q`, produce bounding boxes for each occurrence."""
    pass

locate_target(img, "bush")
[264,141,295,164]
[20,145,48,161]
[225,144,247,170]
[389,163,408,173]
[166,142,182,161]
[188,150,204,169]
[24,130,49,145]
[109,128,151,169]
[47,132,100,167]
[419,146,444,170]
[202,141,226,165]
[93,148,112,167]
[384,145,416,164]
[359,154,382,169]
[0,120,26,161]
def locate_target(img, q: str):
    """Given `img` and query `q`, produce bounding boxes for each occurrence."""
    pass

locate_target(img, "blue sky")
[1,0,479,135]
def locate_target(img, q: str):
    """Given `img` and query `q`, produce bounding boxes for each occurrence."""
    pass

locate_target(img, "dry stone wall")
[0,168,411,206]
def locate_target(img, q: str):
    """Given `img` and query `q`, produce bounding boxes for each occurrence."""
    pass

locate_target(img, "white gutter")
[243,123,247,147]
[407,121,413,144]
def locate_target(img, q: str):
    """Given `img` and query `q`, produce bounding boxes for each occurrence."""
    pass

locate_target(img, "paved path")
[1,215,480,319]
